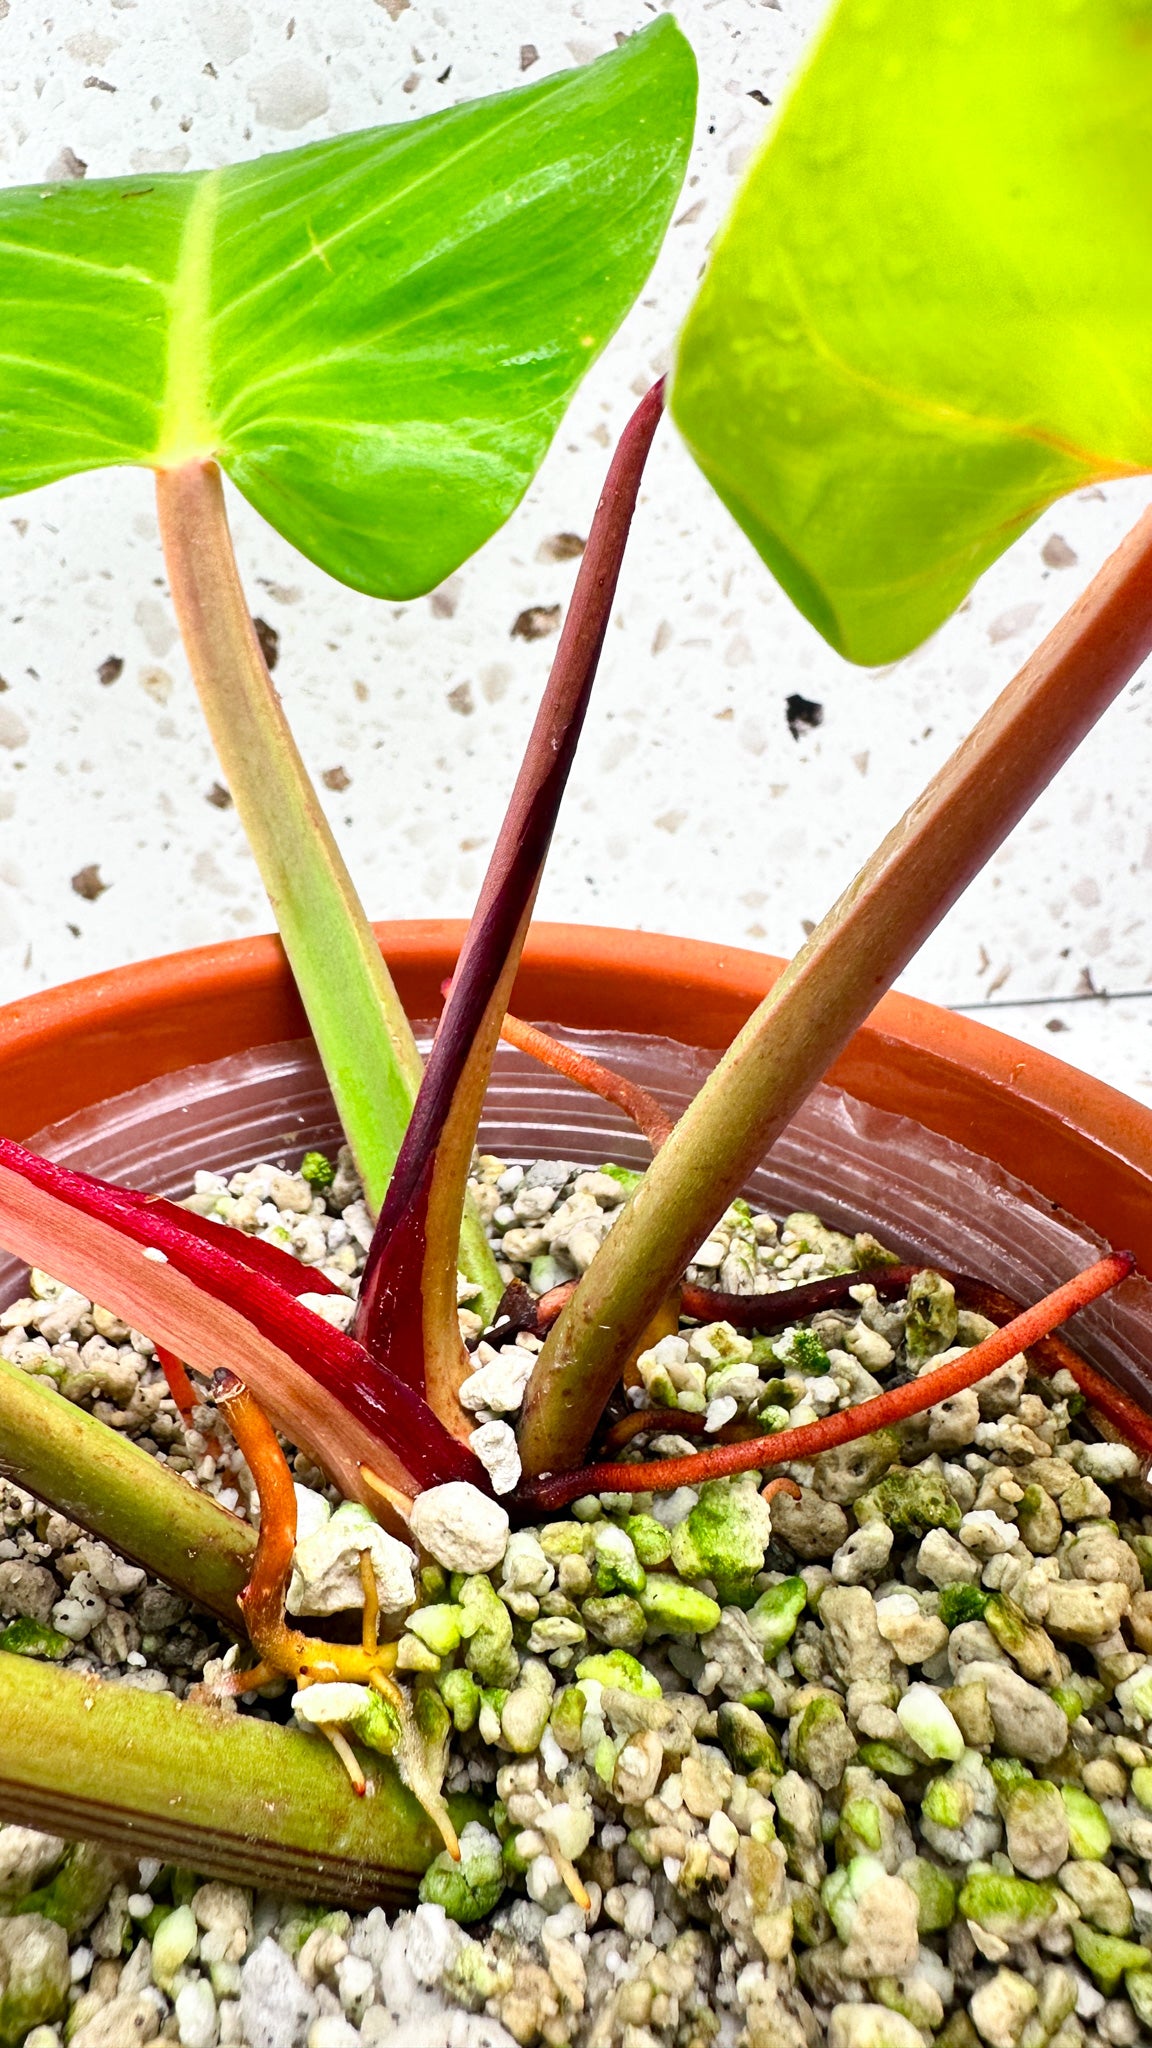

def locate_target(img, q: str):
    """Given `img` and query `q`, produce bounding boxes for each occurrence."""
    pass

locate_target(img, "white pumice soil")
[2,1147,1152,2048]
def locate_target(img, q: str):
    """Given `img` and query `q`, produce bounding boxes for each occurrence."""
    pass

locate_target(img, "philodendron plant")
[0,0,1149,1903]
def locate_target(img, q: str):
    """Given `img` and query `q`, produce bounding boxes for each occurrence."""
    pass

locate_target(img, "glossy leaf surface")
[672,0,1152,663]
[0,21,695,594]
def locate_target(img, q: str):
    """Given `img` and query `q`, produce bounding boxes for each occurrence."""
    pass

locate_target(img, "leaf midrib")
[156,169,221,467]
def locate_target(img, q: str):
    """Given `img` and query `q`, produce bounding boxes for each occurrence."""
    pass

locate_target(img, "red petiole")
[523,1266,918,1342]
[156,1346,202,1432]
[523,1255,1152,1445]
[496,1011,674,1152]
[466,1017,1152,1455]
[513,1250,1134,1513]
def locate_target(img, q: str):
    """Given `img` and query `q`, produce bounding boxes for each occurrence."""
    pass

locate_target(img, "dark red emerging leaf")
[355,383,668,1430]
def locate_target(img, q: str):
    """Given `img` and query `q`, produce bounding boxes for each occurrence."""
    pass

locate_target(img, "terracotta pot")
[1,920,1150,1277]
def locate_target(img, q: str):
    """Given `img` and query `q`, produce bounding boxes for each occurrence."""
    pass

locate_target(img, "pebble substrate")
[0,1149,1151,2048]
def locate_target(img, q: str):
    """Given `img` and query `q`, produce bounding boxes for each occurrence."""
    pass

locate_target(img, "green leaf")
[672,0,1152,664]
[0,19,695,594]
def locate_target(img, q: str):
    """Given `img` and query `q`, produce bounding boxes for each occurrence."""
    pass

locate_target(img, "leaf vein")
[778,249,1144,482]
[215,93,574,325]
[0,352,157,412]
[0,237,164,292]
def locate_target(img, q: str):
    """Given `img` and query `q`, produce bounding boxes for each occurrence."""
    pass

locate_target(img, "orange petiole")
[496,1010,675,1154]
[210,1370,397,1692]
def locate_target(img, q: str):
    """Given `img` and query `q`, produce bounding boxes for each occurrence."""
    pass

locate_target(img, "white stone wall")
[1,0,1150,1100]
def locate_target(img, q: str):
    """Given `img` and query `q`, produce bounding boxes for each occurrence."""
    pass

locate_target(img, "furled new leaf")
[0,20,695,594]
[355,385,667,1440]
[672,0,1152,663]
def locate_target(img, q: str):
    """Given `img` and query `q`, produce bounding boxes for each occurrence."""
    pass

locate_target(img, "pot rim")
[1,920,1150,1272]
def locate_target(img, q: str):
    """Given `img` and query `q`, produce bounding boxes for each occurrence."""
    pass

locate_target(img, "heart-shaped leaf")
[0,19,695,595]
[672,0,1152,663]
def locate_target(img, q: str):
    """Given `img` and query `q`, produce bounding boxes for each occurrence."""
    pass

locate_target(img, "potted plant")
[0,4,1150,2045]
